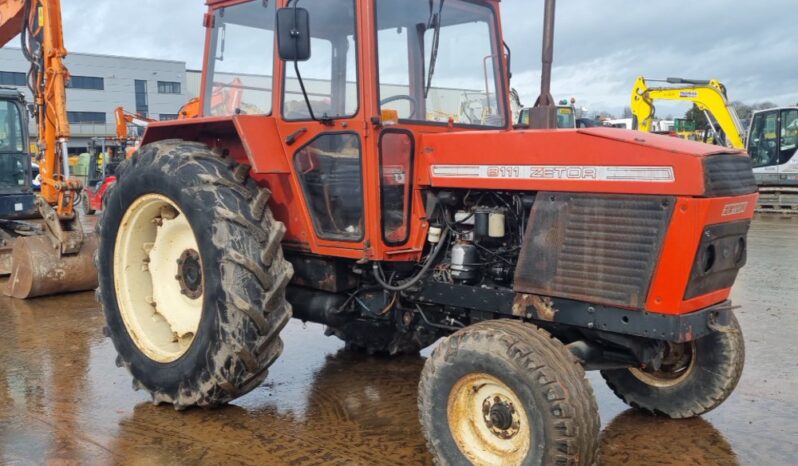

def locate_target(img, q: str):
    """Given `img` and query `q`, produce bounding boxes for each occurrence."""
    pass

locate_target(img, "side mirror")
[276,7,311,62]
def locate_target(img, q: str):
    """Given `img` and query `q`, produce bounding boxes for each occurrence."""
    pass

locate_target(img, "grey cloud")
[54,0,797,116]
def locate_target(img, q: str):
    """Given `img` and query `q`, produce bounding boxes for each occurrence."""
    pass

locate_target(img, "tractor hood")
[417,127,755,197]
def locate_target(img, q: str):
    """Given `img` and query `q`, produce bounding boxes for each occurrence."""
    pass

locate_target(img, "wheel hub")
[448,373,530,465]
[113,194,203,363]
[176,249,203,299]
[483,396,520,439]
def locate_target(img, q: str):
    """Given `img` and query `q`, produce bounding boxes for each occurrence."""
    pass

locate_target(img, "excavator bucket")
[0,241,12,276]
[4,234,98,299]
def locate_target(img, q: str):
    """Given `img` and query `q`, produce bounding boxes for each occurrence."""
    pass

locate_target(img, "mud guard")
[141,116,291,174]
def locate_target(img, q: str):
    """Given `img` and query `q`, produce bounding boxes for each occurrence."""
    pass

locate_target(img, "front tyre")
[97,140,293,408]
[601,314,744,418]
[418,320,599,466]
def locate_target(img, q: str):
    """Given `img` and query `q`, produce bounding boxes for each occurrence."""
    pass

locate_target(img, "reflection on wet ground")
[0,216,796,465]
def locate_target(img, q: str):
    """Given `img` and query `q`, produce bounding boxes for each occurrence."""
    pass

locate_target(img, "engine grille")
[514,193,674,309]
[703,153,757,197]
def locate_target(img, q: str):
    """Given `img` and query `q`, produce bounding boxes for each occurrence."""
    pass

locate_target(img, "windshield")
[375,0,506,127]
[0,99,30,190]
[556,106,575,128]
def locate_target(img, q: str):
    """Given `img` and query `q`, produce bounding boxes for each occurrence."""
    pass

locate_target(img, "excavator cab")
[749,107,798,184]
[0,89,36,220]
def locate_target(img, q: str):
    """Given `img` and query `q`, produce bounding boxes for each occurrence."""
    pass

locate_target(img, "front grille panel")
[704,153,757,197]
[514,193,674,309]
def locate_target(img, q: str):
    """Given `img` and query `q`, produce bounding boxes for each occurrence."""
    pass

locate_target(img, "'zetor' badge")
[721,202,748,216]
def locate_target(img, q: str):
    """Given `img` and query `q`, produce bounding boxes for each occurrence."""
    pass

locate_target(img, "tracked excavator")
[630,76,746,149]
[632,77,798,212]
[0,0,97,298]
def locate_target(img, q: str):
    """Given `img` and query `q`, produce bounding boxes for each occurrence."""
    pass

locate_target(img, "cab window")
[375,0,505,127]
[294,133,363,240]
[780,109,798,164]
[749,111,778,168]
[206,1,275,116]
[283,0,358,120]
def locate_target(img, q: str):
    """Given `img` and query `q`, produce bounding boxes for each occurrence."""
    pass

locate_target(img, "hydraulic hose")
[372,227,450,292]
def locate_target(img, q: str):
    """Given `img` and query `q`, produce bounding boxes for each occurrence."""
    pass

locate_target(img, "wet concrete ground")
[0,216,796,465]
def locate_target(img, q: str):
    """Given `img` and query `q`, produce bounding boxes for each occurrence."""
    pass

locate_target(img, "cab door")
[272,0,371,259]
[749,110,780,183]
[777,108,798,181]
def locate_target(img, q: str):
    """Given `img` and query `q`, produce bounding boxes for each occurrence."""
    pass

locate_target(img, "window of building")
[67,111,107,124]
[157,81,181,94]
[135,80,148,116]
[0,72,26,87]
[67,75,104,90]
[159,113,178,121]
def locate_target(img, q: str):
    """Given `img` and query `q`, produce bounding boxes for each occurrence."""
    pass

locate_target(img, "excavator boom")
[630,76,746,150]
[0,0,97,298]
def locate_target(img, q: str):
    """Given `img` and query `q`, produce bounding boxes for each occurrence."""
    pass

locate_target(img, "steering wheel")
[380,94,418,120]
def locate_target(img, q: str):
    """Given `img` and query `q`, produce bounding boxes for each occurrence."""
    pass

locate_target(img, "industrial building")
[0,48,188,152]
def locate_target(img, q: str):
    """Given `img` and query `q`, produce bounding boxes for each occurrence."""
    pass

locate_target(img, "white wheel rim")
[114,194,203,363]
[448,373,531,465]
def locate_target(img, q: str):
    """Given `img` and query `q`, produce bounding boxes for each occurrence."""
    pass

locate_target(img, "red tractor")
[97,1,757,464]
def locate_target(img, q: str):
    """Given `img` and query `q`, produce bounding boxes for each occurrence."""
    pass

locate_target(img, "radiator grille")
[514,193,674,309]
[703,153,757,197]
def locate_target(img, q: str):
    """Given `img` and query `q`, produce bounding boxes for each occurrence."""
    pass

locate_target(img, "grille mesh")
[514,194,674,309]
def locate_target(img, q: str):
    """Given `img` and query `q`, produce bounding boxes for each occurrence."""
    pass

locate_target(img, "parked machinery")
[0,0,97,298]
[81,107,154,215]
[97,1,757,464]
[747,106,798,212]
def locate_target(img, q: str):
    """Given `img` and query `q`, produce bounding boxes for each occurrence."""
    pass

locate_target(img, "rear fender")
[141,116,291,174]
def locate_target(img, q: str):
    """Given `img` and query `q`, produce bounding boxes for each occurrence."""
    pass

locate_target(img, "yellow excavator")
[630,76,746,150]
[0,0,97,298]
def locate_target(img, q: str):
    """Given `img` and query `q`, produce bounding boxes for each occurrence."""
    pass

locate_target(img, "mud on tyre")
[418,320,600,466]
[96,139,293,408]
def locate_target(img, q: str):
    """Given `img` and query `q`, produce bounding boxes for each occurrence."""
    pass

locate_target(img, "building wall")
[0,48,188,152]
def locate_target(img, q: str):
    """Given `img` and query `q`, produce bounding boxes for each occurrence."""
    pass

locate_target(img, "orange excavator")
[178,77,243,119]
[0,0,97,298]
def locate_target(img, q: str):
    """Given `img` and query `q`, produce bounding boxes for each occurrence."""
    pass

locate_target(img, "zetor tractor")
[97,1,757,464]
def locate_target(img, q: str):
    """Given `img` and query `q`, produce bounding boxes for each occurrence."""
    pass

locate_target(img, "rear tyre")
[601,314,744,418]
[418,320,599,466]
[96,140,293,408]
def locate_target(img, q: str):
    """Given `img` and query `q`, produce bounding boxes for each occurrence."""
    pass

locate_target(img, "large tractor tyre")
[96,140,293,409]
[419,319,600,466]
[328,318,437,356]
[601,314,744,418]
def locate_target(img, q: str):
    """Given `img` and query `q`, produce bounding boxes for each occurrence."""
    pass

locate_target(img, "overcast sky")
[58,0,798,117]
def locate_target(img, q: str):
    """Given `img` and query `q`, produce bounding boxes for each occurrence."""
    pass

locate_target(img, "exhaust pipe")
[528,0,558,129]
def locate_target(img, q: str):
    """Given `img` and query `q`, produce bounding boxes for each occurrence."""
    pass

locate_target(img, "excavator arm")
[630,76,746,149]
[0,0,97,299]
[114,106,154,140]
